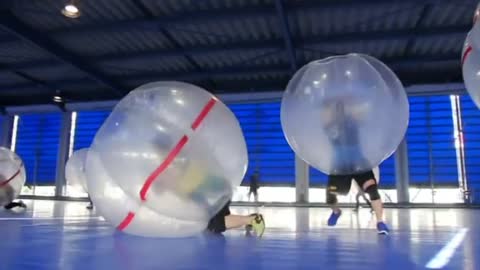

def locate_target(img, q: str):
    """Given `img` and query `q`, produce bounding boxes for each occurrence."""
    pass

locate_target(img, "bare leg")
[86,196,93,210]
[225,215,255,230]
[355,192,361,210]
[327,192,340,214]
[362,179,383,222]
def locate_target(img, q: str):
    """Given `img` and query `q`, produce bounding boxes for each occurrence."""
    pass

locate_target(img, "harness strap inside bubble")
[117,97,217,231]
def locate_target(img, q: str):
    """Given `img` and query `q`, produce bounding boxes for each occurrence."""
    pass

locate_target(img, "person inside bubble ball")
[171,161,266,237]
[321,99,389,235]
[0,173,26,210]
[206,200,265,237]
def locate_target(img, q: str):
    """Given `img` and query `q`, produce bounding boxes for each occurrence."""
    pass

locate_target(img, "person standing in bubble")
[322,99,389,235]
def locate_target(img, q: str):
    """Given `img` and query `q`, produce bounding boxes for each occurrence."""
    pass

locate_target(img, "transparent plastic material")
[471,5,480,50]
[281,54,409,175]
[0,147,26,206]
[85,81,248,237]
[462,33,480,108]
[65,148,88,193]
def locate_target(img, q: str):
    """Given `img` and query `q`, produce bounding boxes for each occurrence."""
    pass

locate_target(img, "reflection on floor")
[0,200,477,270]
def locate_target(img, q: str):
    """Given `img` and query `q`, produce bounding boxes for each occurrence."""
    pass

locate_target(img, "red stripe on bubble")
[139,135,189,201]
[117,97,217,231]
[117,212,135,231]
[191,98,217,130]
[0,168,20,187]
[462,46,473,66]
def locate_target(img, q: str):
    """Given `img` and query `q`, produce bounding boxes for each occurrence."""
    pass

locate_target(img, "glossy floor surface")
[0,200,477,270]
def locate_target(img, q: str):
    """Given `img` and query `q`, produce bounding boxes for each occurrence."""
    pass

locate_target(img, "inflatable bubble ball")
[281,54,409,175]
[85,81,248,237]
[65,148,89,193]
[0,147,26,206]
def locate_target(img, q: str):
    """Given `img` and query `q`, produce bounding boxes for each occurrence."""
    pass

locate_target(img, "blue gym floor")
[0,200,476,270]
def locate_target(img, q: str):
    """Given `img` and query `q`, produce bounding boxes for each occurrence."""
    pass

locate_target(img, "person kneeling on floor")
[207,200,265,237]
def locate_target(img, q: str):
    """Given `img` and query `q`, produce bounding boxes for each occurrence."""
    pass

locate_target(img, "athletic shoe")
[249,214,265,237]
[86,203,93,210]
[327,210,342,226]
[18,200,27,208]
[377,222,390,235]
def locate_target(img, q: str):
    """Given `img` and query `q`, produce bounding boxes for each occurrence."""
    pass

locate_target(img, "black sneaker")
[18,201,27,208]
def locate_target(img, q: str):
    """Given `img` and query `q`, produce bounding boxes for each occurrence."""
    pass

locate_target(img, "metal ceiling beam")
[0,54,460,92]
[130,0,216,89]
[274,0,297,73]
[49,0,471,37]
[0,12,126,97]
[403,4,434,56]
[52,6,274,36]
[0,71,464,107]
[0,62,61,97]
[1,24,468,74]
[301,25,467,45]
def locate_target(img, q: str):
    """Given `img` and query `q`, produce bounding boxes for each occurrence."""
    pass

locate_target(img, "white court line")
[426,228,469,269]
[0,217,103,221]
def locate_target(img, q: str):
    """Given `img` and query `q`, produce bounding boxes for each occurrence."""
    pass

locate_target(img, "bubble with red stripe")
[0,147,26,206]
[462,3,480,108]
[85,82,248,237]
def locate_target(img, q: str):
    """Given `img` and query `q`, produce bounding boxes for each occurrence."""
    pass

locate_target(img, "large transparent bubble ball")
[85,81,248,238]
[65,148,88,193]
[0,147,26,206]
[281,54,409,175]
[469,7,480,51]
[462,33,480,108]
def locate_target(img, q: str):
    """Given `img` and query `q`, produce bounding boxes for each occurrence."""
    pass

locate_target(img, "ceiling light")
[53,95,63,103]
[62,0,81,18]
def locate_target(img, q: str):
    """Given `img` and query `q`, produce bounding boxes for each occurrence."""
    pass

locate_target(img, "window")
[229,102,295,186]
[310,166,328,187]
[379,155,396,188]
[14,113,62,186]
[72,110,111,151]
[459,95,480,203]
[407,96,458,188]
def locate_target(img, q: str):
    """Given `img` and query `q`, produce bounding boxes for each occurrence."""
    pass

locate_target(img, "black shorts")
[207,201,231,233]
[327,170,375,195]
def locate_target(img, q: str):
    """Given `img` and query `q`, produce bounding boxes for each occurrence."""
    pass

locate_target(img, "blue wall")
[69,97,459,189]
[72,103,296,186]
[73,110,111,150]
[460,95,480,202]
[229,102,295,186]
[407,96,458,187]
[15,113,62,185]
[13,94,468,192]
